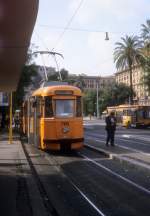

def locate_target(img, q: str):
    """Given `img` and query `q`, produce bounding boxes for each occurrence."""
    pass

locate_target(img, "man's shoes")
[106,143,109,147]
[111,144,115,147]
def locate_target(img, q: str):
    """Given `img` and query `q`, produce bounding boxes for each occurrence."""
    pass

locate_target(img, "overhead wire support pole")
[9,92,13,144]
[96,82,99,119]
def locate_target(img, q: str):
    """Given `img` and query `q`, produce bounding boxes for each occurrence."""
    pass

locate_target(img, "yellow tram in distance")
[22,82,84,150]
[107,104,150,128]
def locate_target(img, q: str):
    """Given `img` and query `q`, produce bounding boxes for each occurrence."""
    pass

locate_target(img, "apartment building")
[81,75,115,90]
[115,65,150,105]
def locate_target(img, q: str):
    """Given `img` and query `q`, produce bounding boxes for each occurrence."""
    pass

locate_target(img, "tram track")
[83,139,150,196]
[43,146,150,215]
[21,139,107,216]
[82,145,150,195]
[60,146,150,216]
[43,149,107,216]
[21,138,150,216]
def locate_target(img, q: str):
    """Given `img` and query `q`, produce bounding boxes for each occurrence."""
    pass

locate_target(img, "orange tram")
[22,82,84,151]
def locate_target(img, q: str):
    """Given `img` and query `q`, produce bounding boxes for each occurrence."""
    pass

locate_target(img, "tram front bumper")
[43,138,84,150]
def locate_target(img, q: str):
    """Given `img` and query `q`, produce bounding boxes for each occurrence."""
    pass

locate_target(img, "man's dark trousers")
[106,129,115,146]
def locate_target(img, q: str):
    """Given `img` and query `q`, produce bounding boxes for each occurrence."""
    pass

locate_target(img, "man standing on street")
[105,111,117,146]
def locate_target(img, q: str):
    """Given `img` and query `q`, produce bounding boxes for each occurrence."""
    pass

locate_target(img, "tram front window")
[55,100,74,117]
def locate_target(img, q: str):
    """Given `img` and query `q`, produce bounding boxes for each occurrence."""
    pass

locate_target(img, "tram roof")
[118,104,150,108]
[107,104,150,110]
[0,0,39,92]
[32,85,82,97]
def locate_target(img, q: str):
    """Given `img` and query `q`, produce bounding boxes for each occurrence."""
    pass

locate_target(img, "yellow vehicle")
[107,104,150,128]
[22,82,84,150]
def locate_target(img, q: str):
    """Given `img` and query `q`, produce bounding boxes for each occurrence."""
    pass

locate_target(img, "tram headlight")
[63,127,70,133]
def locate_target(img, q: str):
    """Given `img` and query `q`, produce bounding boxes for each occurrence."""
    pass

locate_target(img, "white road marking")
[122,134,131,138]
[86,133,150,151]
[85,135,140,153]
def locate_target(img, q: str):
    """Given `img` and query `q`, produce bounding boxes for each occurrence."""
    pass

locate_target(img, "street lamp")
[32,51,64,81]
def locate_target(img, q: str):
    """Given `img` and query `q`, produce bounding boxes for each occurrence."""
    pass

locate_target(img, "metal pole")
[40,53,48,81]
[96,82,99,119]
[53,55,62,81]
[9,92,13,144]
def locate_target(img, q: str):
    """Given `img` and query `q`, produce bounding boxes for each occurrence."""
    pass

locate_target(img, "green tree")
[83,83,132,116]
[73,75,86,91]
[110,83,134,105]
[98,83,131,112]
[83,90,96,116]
[141,19,150,50]
[48,68,69,82]
[141,20,150,94]
[13,64,38,109]
[13,46,38,109]
[114,35,143,104]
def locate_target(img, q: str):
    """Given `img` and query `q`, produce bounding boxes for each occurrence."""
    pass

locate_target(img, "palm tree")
[114,35,143,104]
[141,19,150,50]
[141,20,150,95]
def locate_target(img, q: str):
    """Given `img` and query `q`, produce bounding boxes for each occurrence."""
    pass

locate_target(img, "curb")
[84,143,150,172]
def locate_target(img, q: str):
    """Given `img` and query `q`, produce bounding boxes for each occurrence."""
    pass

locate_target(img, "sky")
[31,0,150,76]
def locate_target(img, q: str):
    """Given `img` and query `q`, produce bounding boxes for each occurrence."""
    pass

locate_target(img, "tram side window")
[45,96,53,117]
[116,111,122,122]
[36,96,43,117]
[76,96,82,117]
[30,97,35,116]
[147,110,150,119]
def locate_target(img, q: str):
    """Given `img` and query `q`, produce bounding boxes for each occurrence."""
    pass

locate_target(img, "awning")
[0,0,39,92]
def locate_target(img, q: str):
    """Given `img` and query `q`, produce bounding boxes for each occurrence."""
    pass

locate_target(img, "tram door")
[33,97,42,148]
[28,98,35,145]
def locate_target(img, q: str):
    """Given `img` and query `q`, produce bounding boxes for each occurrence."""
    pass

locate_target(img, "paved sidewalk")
[0,135,29,216]
[0,133,47,216]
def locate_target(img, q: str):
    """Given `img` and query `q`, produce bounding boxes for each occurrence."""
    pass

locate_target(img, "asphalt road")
[84,121,150,153]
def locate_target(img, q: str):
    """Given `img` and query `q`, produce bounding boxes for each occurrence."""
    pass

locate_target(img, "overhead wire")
[34,0,86,52]
[32,0,116,71]
[34,31,49,51]
[51,0,85,51]
[33,29,114,69]
[32,0,86,75]
[38,24,139,35]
